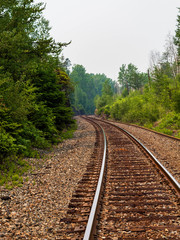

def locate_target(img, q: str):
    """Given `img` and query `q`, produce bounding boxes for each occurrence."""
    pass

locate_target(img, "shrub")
[0,128,18,161]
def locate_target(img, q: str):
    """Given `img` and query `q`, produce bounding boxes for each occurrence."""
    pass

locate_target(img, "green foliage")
[154,112,180,130]
[30,104,56,132]
[70,65,116,115]
[102,79,113,97]
[109,80,179,127]
[94,79,114,117]
[118,63,148,93]
[1,77,36,122]
[0,0,75,165]
[59,122,77,142]
[0,156,30,188]
[172,82,180,112]
[174,8,180,56]
[152,113,179,136]
[0,128,18,160]
[18,121,50,149]
[97,66,180,138]
[104,105,111,117]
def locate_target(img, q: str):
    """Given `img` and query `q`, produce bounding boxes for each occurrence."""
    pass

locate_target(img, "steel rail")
[83,119,107,240]
[90,117,180,196]
[118,126,180,195]
[82,116,180,240]
[103,117,180,141]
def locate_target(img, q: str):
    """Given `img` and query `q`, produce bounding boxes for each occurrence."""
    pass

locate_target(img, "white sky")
[35,0,179,80]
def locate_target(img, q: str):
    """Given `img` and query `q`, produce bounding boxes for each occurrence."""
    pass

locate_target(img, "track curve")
[86,117,180,239]
[103,117,180,141]
[59,116,180,239]
[95,116,180,184]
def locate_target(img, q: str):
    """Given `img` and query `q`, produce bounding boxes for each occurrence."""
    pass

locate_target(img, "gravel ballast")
[0,117,96,239]
[112,121,180,184]
[0,116,179,239]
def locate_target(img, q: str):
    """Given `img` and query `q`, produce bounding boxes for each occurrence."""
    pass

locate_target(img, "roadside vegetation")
[0,0,76,186]
[70,64,118,115]
[95,9,180,138]
[0,1,179,188]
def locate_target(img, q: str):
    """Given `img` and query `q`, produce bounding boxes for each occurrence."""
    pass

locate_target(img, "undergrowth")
[129,112,180,138]
[0,121,77,189]
[149,112,180,137]
[59,122,77,142]
[0,156,31,189]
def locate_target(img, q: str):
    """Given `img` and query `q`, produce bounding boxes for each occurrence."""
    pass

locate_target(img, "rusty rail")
[116,124,180,195]
[60,116,180,239]
[102,117,180,141]
[83,121,107,240]
[84,116,180,239]
[91,117,180,196]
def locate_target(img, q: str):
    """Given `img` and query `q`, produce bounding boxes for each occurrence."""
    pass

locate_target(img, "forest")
[0,1,179,185]
[0,0,118,186]
[0,0,76,169]
[70,64,117,115]
[95,11,180,138]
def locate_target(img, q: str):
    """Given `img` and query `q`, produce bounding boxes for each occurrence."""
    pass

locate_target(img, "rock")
[1,196,11,200]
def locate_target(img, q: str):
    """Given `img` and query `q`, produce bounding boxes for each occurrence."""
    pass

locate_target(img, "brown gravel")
[0,116,96,239]
[1,116,180,239]
[110,121,180,184]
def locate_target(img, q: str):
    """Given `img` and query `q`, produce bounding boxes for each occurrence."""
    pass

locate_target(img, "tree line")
[0,0,117,165]
[1,0,180,166]
[0,0,75,161]
[95,8,180,137]
[70,64,117,115]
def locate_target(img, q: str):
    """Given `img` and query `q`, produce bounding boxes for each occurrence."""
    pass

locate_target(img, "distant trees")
[70,65,94,114]
[95,8,180,138]
[118,63,148,95]
[95,79,114,114]
[175,8,180,73]
[70,64,116,115]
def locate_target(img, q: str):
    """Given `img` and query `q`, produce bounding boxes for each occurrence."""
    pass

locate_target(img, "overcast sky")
[35,0,179,80]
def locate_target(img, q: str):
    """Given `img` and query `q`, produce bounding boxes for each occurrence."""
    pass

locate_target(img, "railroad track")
[59,117,180,239]
[109,119,180,141]
[59,119,105,239]
[95,116,180,184]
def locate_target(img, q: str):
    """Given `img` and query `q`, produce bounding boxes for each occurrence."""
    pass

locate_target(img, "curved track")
[59,119,106,239]
[60,116,180,239]
[98,116,180,185]
[106,117,180,141]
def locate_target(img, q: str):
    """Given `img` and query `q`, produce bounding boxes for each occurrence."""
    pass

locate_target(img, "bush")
[104,105,111,117]
[29,104,57,140]
[20,121,50,148]
[0,128,18,161]
[0,156,30,188]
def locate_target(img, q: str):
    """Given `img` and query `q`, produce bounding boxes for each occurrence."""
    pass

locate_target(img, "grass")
[59,122,77,142]
[149,112,180,138]
[0,156,31,189]
[0,121,77,189]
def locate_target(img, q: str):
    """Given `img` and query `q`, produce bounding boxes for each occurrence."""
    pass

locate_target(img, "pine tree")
[0,0,74,158]
[175,8,180,73]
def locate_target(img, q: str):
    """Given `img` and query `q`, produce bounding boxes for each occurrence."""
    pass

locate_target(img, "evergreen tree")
[118,63,148,94]
[0,0,74,159]
[70,65,116,114]
[175,8,180,57]
[175,8,180,75]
